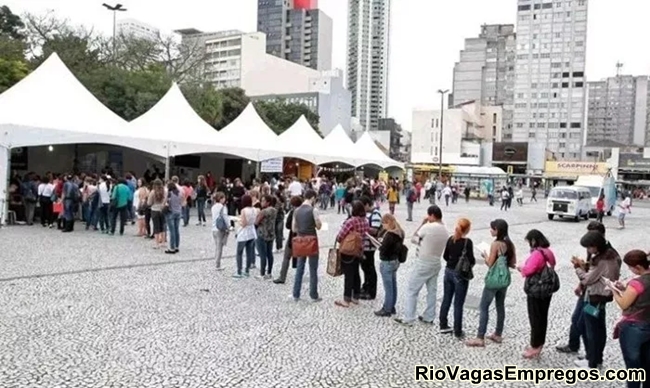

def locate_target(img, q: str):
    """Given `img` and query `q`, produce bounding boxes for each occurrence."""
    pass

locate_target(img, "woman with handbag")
[334,200,369,308]
[147,179,167,250]
[233,194,259,278]
[573,231,621,369]
[374,213,404,317]
[439,218,475,339]
[610,250,650,388]
[517,229,557,359]
[274,195,303,284]
[466,219,516,347]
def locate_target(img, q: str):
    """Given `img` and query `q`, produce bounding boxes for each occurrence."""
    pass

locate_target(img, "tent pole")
[0,143,10,228]
[164,143,171,182]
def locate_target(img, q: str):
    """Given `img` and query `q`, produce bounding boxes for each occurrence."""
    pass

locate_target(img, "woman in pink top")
[611,250,650,388]
[517,229,556,359]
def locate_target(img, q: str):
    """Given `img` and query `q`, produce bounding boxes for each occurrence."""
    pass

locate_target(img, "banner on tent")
[260,158,283,173]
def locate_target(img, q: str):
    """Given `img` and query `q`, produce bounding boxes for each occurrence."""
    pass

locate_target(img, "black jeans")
[39,196,53,226]
[144,207,152,236]
[361,250,378,299]
[584,304,607,368]
[527,295,552,348]
[341,254,361,301]
[568,298,587,351]
[110,206,128,235]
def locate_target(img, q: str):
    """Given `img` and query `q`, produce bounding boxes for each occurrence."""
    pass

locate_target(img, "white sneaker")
[574,359,589,368]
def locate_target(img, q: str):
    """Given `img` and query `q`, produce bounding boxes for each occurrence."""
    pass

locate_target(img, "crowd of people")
[7,169,650,386]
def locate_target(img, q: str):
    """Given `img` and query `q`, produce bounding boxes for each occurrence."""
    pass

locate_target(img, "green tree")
[0,5,24,39]
[254,99,321,136]
[0,6,27,92]
[181,83,223,129]
[0,57,28,93]
[216,87,250,130]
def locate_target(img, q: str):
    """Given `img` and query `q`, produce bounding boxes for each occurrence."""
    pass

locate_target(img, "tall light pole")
[102,3,127,61]
[437,89,449,182]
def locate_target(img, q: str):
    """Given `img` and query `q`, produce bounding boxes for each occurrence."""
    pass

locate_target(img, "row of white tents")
[0,53,404,170]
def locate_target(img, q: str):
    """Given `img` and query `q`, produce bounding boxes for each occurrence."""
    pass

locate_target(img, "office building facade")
[587,76,649,146]
[452,24,516,139]
[257,0,333,70]
[116,18,160,41]
[513,0,589,160]
[347,0,391,132]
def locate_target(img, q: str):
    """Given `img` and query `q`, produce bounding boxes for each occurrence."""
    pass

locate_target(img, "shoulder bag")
[523,249,560,298]
[485,254,511,290]
[339,231,363,257]
[455,238,474,280]
[291,211,319,257]
[327,242,342,277]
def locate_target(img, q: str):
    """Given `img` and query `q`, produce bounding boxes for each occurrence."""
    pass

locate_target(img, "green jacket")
[111,184,130,208]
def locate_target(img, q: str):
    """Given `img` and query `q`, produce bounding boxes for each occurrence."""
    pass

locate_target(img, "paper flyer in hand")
[366,233,381,248]
[477,242,491,256]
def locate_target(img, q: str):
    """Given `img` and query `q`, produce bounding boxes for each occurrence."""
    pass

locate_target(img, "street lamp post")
[437,89,449,183]
[102,3,127,60]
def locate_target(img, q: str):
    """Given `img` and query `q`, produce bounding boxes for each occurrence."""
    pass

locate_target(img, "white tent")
[354,131,404,169]
[322,125,361,166]
[276,116,339,165]
[128,83,232,157]
[216,103,283,161]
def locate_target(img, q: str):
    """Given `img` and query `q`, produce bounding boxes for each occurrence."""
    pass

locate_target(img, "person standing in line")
[274,196,303,284]
[165,182,183,254]
[439,218,475,339]
[466,219,517,347]
[61,174,80,233]
[395,205,448,326]
[375,213,404,317]
[617,194,632,229]
[37,176,55,228]
[21,173,38,226]
[233,195,258,278]
[255,194,277,280]
[211,192,229,271]
[334,201,369,308]
[518,229,556,359]
[110,178,130,236]
[611,250,650,388]
[195,175,209,226]
[124,173,136,225]
[97,176,111,233]
[405,182,417,222]
[273,188,286,253]
[291,189,322,302]
[359,196,382,301]
[134,179,150,237]
[181,180,194,227]
[148,179,167,250]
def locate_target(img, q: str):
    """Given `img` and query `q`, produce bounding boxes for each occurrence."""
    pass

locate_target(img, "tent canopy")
[0,53,161,155]
[277,115,344,165]
[216,103,282,161]
[322,125,361,166]
[354,131,404,169]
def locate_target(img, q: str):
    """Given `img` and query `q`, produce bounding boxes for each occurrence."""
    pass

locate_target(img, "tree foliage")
[4,10,320,135]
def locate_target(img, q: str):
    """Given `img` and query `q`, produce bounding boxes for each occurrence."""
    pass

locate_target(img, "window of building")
[560,122,567,128]
[559,133,566,138]
[542,2,553,9]
[562,72,570,77]
[493,113,497,124]
[571,122,581,128]
[531,83,538,89]
[559,142,566,148]
[552,63,562,68]
[529,122,536,128]
[552,83,559,88]
[537,123,546,128]
[562,82,569,88]
[573,71,584,77]
[534,3,541,9]
[529,133,536,138]
[519,4,532,11]
[516,122,524,128]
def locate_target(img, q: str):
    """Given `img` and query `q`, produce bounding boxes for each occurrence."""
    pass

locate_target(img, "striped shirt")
[364,208,382,252]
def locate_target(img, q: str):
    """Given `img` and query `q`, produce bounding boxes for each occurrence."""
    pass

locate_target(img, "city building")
[587,75,649,146]
[249,69,352,136]
[513,0,589,160]
[257,0,333,70]
[116,18,160,41]
[452,24,516,139]
[410,101,503,166]
[368,118,406,161]
[347,0,391,132]
[175,29,350,135]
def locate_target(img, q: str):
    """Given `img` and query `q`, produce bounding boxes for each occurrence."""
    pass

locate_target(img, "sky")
[5,0,650,131]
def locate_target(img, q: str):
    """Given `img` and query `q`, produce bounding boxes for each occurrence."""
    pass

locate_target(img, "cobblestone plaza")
[0,199,644,387]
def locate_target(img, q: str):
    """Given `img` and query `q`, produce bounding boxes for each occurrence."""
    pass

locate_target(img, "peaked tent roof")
[322,125,361,166]
[276,116,340,165]
[216,103,283,161]
[128,83,233,157]
[0,53,165,156]
[354,131,404,169]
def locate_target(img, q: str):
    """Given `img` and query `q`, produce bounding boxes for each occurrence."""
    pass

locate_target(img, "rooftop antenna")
[616,62,624,77]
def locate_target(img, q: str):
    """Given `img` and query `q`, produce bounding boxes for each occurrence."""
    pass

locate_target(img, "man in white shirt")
[38,177,55,227]
[617,195,632,229]
[396,205,448,326]
[288,177,303,197]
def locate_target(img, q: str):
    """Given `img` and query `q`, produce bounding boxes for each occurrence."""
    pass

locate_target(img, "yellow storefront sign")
[544,161,609,178]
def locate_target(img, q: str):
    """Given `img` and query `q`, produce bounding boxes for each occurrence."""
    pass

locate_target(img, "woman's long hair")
[490,219,515,266]
[453,218,471,242]
[152,179,165,202]
[381,213,404,238]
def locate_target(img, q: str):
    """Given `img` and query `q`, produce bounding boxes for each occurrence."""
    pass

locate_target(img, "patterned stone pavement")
[0,198,645,387]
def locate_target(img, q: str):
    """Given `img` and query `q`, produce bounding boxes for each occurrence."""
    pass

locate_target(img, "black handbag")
[524,249,560,298]
[454,239,474,280]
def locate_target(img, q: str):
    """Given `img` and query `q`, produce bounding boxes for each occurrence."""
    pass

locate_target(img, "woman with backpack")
[211,192,230,271]
[374,213,405,317]
[439,218,475,339]
[466,219,517,347]
[517,229,557,359]
[335,200,369,308]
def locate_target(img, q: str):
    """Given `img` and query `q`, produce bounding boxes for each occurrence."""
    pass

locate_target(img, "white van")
[574,175,616,216]
[546,186,592,221]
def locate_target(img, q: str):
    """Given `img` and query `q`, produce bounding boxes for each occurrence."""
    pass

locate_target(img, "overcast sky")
[5,0,650,131]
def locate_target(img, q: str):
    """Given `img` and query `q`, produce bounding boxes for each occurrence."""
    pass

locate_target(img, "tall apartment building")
[347,0,391,132]
[452,24,516,139]
[116,18,160,41]
[587,76,649,146]
[257,0,333,70]
[513,0,589,161]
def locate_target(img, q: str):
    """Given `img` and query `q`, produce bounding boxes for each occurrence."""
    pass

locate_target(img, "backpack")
[408,189,417,203]
[22,182,36,203]
[340,231,363,257]
[524,249,560,298]
[454,238,474,280]
[485,254,511,289]
[398,244,408,263]
[215,205,229,232]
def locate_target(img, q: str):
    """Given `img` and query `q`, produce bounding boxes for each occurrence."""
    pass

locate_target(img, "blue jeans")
[98,204,109,231]
[257,238,274,276]
[236,239,255,275]
[196,198,206,223]
[618,321,650,388]
[379,260,399,312]
[320,193,329,210]
[439,268,470,335]
[293,255,319,300]
[63,199,75,221]
[110,206,128,235]
[403,258,441,323]
[568,298,587,351]
[166,212,181,250]
[477,286,507,338]
[583,304,607,368]
[182,206,190,226]
[406,202,413,220]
